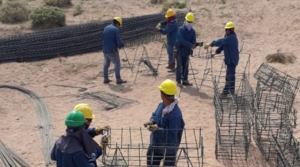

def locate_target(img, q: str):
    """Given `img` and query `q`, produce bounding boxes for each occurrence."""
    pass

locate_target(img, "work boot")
[167,63,176,72]
[116,80,127,85]
[182,80,193,86]
[176,80,182,87]
[166,63,172,69]
[103,79,112,84]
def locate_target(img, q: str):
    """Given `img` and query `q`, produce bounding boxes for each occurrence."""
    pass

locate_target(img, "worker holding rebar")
[102,17,127,85]
[175,12,202,86]
[144,79,185,166]
[155,9,178,72]
[51,110,108,167]
[74,103,110,138]
[204,21,239,96]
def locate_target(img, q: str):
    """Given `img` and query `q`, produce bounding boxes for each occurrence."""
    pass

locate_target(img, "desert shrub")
[0,0,2,6]
[266,52,296,64]
[30,6,65,29]
[150,0,166,4]
[0,0,29,23]
[73,4,82,16]
[172,1,186,9]
[44,0,71,7]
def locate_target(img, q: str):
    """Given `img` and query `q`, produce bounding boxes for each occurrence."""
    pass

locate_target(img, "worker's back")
[102,24,123,54]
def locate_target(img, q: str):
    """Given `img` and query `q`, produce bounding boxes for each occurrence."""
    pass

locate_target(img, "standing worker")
[51,110,108,167]
[204,21,239,96]
[74,103,109,138]
[144,79,185,166]
[155,9,178,72]
[176,12,198,86]
[103,17,127,84]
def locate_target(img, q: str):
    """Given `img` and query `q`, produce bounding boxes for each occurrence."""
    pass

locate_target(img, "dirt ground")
[0,0,300,166]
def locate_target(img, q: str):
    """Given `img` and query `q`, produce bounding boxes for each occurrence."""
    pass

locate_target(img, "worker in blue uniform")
[204,21,239,96]
[156,9,178,71]
[102,17,126,84]
[144,79,185,166]
[51,110,108,167]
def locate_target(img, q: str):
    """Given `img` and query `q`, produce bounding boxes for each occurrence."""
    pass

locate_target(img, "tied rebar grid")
[100,128,205,167]
[252,63,300,165]
[0,12,186,63]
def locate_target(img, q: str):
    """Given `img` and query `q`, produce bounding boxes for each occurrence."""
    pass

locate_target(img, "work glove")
[95,125,110,135]
[204,43,211,49]
[147,125,158,132]
[155,23,161,30]
[99,135,109,150]
[211,52,216,58]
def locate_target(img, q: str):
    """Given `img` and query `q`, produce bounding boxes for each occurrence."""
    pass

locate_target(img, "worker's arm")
[177,29,193,48]
[86,128,97,138]
[160,23,176,35]
[160,20,167,26]
[50,144,57,161]
[167,116,183,148]
[211,36,230,47]
[115,29,124,48]
[215,46,223,54]
[73,151,98,167]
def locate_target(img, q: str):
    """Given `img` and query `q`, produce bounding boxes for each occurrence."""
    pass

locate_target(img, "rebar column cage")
[213,74,253,161]
[100,128,205,167]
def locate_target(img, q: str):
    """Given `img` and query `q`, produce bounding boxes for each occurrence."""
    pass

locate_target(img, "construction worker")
[74,103,109,138]
[144,79,185,166]
[51,110,108,167]
[155,9,178,71]
[204,21,239,96]
[175,12,197,86]
[103,17,127,84]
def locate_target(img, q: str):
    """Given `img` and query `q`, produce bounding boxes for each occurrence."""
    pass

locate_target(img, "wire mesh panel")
[100,128,205,167]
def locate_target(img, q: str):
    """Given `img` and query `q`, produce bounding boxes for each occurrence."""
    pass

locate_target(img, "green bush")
[30,6,65,29]
[172,2,186,9]
[73,4,82,16]
[0,0,29,23]
[44,0,71,7]
[150,0,166,4]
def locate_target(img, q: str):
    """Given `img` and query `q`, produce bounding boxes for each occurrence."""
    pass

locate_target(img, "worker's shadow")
[180,86,210,99]
[108,83,133,93]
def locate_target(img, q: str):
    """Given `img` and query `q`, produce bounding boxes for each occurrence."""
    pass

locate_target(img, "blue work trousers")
[103,52,121,82]
[223,63,236,94]
[167,45,175,64]
[176,54,189,82]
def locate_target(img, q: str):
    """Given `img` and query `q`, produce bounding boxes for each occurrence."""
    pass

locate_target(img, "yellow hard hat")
[74,103,95,119]
[114,17,122,27]
[225,21,235,29]
[158,79,177,96]
[185,12,194,22]
[165,9,175,18]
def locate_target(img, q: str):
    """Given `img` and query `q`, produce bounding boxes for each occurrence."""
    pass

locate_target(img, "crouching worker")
[74,103,110,138]
[144,79,185,166]
[51,110,108,167]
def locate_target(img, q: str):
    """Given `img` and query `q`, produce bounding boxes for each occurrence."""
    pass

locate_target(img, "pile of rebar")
[0,85,54,166]
[0,12,186,63]
[0,139,29,167]
[253,63,300,166]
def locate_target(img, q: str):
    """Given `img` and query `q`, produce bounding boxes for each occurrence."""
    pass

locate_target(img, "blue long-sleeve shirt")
[176,26,196,56]
[103,24,124,54]
[86,128,97,138]
[160,20,178,46]
[211,33,239,65]
[149,102,185,155]
[51,143,102,167]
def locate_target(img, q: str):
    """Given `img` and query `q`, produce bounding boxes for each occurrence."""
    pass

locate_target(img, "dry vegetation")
[0,0,29,23]
[266,52,296,64]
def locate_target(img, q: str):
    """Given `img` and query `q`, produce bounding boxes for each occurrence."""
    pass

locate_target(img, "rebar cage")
[99,128,205,167]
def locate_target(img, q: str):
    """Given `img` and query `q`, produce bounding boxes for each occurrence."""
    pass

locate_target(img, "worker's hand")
[204,43,211,49]
[155,23,161,30]
[144,121,153,127]
[95,126,110,135]
[147,125,158,132]
[211,52,217,58]
[99,135,109,149]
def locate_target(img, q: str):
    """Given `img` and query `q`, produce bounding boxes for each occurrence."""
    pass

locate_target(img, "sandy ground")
[1,0,300,166]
